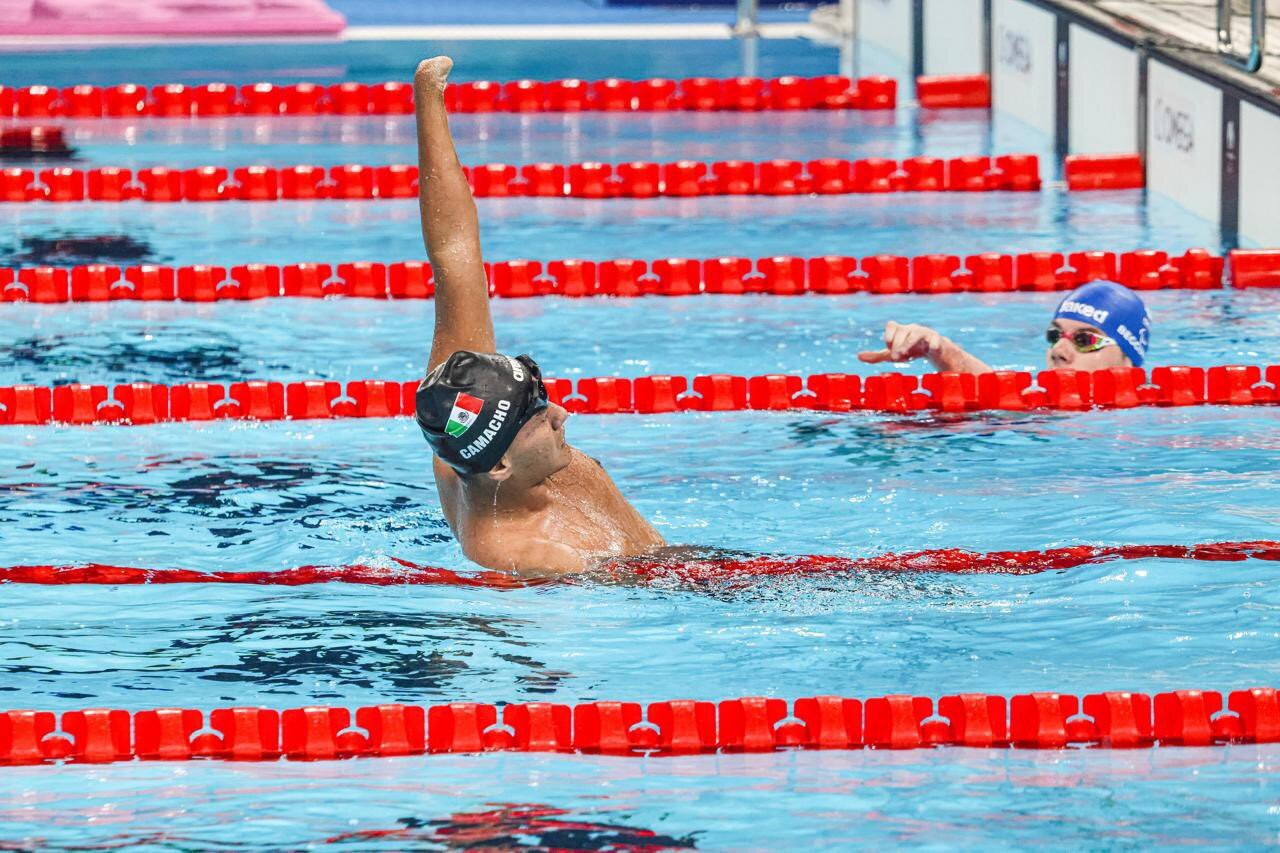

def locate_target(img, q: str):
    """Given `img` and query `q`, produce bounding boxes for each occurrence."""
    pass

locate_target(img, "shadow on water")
[7,335,272,385]
[2,234,158,266]
[3,457,431,516]
[0,456,455,552]
[1,607,575,702]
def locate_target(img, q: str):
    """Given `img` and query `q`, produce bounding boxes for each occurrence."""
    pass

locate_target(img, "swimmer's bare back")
[414,56,665,574]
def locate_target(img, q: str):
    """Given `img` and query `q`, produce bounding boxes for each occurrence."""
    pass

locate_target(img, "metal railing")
[734,0,759,36]
[735,0,859,78]
[1217,0,1268,72]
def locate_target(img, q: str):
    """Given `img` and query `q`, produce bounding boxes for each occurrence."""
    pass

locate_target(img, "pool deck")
[1054,0,1280,99]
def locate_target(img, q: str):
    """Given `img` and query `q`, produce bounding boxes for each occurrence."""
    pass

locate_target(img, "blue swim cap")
[1053,280,1151,366]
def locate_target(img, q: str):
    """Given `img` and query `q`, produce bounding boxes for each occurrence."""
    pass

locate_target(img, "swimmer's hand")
[858,321,993,374]
[414,56,453,96]
[858,321,944,364]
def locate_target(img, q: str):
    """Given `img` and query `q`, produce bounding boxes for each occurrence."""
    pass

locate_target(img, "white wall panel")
[991,0,1057,137]
[1146,60,1222,225]
[1239,102,1280,247]
[1068,24,1138,154]
[857,0,913,62]
[923,0,984,75]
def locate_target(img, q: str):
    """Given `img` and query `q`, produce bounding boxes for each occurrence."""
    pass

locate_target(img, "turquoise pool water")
[2,37,1279,850]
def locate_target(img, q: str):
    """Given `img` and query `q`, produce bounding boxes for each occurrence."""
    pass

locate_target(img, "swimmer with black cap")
[411,56,665,574]
[857,279,1153,374]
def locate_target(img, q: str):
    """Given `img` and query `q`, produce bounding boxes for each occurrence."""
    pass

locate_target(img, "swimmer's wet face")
[1049,280,1151,371]
[496,400,573,484]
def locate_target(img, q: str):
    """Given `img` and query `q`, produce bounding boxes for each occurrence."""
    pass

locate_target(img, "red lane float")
[1064,154,1145,191]
[916,74,990,109]
[0,75,895,120]
[0,366,1275,427]
[0,154,1042,204]
[0,247,1232,304]
[0,558,535,588]
[1229,249,1280,288]
[4,687,1277,765]
[3,540,1277,588]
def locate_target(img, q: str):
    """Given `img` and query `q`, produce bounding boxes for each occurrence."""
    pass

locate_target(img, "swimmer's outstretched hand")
[414,56,453,95]
[858,320,994,375]
[858,320,946,364]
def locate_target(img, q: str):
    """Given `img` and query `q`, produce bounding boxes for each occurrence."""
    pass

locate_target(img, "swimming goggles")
[517,354,550,419]
[1045,327,1116,353]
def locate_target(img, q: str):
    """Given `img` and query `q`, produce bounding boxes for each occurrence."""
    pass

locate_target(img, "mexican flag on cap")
[445,392,484,437]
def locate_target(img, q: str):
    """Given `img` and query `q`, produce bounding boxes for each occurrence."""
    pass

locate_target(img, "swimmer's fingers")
[860,322,915,363]
[886,324,912,359]
[887,324,935,361]
[861,322,937,363]
[881,320,902,348]
[861,321,909,362]
[414,57,454,94]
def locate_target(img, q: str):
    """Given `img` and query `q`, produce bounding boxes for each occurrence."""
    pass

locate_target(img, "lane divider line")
[2,248,1255,304]
[0,153,1042,203]
[0,73,1001,119]
[0,75,895,120]
[4,541,1278,587]
[3,688,1278,764]
[0,366,1276,426]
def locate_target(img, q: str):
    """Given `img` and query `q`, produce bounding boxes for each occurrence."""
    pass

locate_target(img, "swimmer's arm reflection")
[414,57,495,371]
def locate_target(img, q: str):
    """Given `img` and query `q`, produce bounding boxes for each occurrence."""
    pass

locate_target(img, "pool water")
[0,38,840,88]
[28,110,1035,171]
[2,38,1280,850]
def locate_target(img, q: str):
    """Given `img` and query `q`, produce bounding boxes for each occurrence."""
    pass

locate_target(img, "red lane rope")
[0,559,532,588]
[1,365,1276,426]
[3,687,1278,765]
[0,153,1042,203]
[3,247,1251,304]
[4,541,1278,587]
[0,74,898,120]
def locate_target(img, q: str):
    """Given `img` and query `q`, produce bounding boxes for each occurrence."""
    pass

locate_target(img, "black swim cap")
[415,351,548,474]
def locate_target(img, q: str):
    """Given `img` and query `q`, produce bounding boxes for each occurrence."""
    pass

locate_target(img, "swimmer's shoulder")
[467,533,589,574]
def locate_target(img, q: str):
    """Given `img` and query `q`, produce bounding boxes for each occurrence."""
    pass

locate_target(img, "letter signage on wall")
[1146,60,1222,225]
[991,0,1057,137]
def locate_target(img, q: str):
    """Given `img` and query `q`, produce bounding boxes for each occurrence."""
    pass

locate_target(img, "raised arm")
[414,57,496,370]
